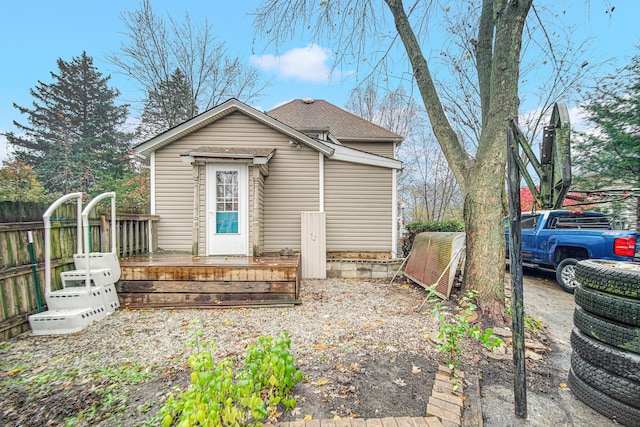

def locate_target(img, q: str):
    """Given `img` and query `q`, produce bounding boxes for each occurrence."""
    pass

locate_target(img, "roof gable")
[268,98,403,142]
[133,98,402,170]
[133,98,333,157]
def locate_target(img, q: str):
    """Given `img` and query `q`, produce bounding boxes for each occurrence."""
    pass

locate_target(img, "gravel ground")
[1,278,451,426]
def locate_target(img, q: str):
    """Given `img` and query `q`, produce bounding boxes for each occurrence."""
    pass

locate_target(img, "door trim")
[206,163,249,256]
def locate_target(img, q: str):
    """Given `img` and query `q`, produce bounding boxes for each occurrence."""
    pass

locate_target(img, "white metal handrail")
[42,192,83,297]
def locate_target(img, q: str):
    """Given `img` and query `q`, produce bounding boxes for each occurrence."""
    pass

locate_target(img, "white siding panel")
[324,159,393,252]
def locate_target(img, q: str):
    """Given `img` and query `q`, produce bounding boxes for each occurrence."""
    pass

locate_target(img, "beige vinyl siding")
[341,141,395,158]
[153,111,319,253]
[153,149,197,252]
[324,159,393,252]
[262,142,319,253]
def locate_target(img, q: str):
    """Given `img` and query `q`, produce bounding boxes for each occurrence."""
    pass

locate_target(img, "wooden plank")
[426,404,460,425]
[381,418,398,427]
[409,418,430,427]
[365,420,383,427]
[334,419,353,427]
[431,391,464,408]
[433,380,462,396]
[424,418,444,427]
[440,420,460,427]
[289,420,306,427]
[351,419,367,427]
[306,420,321,427]
[117,291,299,303]
[320,420,336,427]
[116,280,296,294]
[462,373,482,427]
[394,417,415,427]
[428,396,462,417]
[117,294,301,309]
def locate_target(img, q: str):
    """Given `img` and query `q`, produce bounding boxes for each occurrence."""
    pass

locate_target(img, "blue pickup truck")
[505,210,639,292]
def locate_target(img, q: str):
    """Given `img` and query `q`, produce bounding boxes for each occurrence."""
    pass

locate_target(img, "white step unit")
[28,306,107,336]
[69,252,122,313]
[28,192,121,336]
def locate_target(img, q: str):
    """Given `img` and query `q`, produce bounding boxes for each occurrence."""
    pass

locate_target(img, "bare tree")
[399,129,462,222]
[346,82,461,223]
[254,0,535,323]
[109,0,266,133]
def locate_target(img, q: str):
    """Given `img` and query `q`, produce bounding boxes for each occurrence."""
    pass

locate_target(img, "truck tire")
[568,368,640,427]
[574,283,640,327]
[573,306,640,354]
[571,352,640,408]
[575,260,640,300]
[571,328,640,383]
[556,258,579,293]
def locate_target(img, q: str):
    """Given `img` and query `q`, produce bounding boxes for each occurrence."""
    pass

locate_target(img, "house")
[133,98,403,277]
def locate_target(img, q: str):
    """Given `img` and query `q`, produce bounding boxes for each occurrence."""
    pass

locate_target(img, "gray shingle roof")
[268,99,403,141]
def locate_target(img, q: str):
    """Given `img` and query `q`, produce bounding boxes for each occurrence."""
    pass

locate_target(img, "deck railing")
[0,204,159,340]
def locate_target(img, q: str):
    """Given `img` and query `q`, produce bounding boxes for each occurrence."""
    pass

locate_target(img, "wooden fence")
[0,201,158,340]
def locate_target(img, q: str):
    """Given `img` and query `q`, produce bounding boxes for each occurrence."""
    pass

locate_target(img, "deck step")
[45,286,107,311]
[60,268,115,288]
[28,306,107,335]
[73,252,121,282]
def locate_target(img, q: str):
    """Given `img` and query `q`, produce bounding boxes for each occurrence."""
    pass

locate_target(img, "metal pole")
[27,231,44,312]
[507,126,527,418]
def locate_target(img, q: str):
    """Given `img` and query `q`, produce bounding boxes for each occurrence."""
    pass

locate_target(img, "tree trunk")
[387,0,531,324]
[463,149,509,325]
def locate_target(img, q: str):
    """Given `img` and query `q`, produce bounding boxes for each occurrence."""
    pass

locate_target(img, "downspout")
[149,151,156,253]
[319,152,325,212]
[392,168,398,258]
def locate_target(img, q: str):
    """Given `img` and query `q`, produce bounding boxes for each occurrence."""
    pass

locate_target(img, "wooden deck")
[116,254,301,309]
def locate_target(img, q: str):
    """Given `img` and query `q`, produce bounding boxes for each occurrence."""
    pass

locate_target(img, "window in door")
[216,171,239,233]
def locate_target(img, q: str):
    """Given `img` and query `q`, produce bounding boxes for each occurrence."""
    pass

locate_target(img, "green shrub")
[158,323,303,426]
[402,219,464,255]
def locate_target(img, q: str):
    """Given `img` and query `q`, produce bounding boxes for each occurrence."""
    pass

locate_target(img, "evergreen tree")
[6,52,132,194]
[575,55,640,186]
[137,68,196,139]
[574,54,640,227]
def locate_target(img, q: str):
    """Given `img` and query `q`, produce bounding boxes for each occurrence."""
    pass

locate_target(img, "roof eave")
[134,98,335,157]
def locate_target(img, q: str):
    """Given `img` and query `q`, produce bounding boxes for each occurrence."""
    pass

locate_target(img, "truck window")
[521,215,538,230]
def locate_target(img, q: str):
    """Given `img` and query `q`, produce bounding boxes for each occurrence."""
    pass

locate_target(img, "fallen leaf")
[393,378,406,387]
[559,382,567,388]
[412,365,422,374]
[333,415,342,420]
[350,413,358,418]
[312,344,326,351]
[317,379,329,386]
[6,367,23,376]
[304,415,313,421]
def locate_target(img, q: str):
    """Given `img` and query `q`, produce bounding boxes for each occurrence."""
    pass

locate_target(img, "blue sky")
[1,1,638,162]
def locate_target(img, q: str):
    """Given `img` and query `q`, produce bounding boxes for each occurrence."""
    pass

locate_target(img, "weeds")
[426,285,503,389]
[158,320,303,426]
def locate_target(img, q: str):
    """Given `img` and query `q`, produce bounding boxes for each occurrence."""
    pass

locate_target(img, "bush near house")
[402,220,464,256]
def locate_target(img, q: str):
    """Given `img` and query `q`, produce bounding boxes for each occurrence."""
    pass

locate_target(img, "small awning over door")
[180,146,276,165]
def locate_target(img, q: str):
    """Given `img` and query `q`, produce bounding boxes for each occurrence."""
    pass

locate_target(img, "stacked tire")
[569,259,640,427]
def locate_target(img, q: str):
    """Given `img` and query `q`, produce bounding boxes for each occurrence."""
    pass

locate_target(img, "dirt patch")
[0,278,557,426]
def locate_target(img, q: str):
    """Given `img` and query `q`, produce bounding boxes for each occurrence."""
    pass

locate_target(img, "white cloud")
[250,44,338,83]
[567,105,590,132]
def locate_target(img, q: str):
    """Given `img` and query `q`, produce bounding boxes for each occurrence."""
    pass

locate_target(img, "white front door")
[207,163,248,255]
